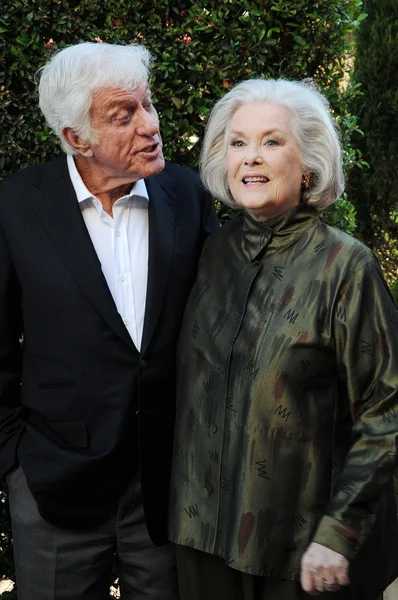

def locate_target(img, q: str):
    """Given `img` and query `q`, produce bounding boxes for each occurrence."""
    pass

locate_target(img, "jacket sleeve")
[312,257,398,559]
[0,216,23,480]
[200,189,219,247]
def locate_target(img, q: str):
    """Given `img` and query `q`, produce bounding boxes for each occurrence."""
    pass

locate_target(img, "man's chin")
[146,155,165,177]
[117,155,166,183]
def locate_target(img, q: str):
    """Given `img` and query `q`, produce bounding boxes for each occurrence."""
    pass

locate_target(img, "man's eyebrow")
[105,90,152,114]
[105,98,134,113]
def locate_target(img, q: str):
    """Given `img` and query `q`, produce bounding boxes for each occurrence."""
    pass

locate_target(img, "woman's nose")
[244,147,263,165]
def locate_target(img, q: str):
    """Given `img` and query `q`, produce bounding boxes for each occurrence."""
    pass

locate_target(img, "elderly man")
[0,42,218,600]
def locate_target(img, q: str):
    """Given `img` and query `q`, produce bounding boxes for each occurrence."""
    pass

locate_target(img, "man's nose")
[136,107,159,137]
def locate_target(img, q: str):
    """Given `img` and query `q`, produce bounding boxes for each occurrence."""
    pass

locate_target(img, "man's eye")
[119,113,131,123]
[143,102,153,112]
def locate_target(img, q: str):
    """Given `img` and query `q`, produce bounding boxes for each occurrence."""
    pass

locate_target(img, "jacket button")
[231,311,240,319]
[139,359,148,370]
[204,481,214,493]
[210,423,218,433]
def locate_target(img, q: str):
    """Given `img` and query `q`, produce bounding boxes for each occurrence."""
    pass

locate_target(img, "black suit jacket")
[0,156,218,543]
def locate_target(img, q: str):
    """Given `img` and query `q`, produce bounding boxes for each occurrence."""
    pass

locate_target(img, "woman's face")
[227,102,305,221]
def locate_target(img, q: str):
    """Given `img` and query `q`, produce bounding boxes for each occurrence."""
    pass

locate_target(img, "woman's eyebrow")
[229,128,283,137]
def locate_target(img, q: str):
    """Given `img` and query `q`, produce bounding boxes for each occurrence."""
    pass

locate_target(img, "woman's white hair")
[37,42,152,154]
[200,78,345,209]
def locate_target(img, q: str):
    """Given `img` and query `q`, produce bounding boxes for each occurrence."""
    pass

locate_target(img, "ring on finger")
[323,581,340,592]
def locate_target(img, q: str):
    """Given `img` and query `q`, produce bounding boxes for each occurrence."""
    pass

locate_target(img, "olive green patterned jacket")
[168,205,398,597]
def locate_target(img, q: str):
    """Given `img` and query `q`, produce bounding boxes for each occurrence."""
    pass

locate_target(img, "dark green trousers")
[176,545,381,600]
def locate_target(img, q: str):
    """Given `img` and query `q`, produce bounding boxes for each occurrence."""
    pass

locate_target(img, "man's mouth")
[139,143,158,153]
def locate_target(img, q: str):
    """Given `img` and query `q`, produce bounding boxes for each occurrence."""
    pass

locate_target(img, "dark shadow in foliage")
[0,481,16,599]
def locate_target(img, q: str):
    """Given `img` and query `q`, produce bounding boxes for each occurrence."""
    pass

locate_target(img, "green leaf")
[171,96,183,108]
[292,33,306,46]
[258,28,266,41]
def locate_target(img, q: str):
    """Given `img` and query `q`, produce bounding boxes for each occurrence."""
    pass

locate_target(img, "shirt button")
[116,230,121,237]
[210,423,218,434]
[120,275,125,282]
[139,359,148,370]
[123,318,129,325]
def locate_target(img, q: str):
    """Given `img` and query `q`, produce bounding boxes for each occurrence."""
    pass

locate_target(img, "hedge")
[348,0,398,282]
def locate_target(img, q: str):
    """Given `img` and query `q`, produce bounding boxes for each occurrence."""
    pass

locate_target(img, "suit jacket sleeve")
[312,256,398,559]
[200,189,220,246]
[0,212,23,480]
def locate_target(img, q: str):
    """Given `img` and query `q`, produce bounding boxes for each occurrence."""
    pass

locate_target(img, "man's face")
[86,84,165,185]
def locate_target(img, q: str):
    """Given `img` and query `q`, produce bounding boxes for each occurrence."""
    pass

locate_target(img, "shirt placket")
[114,201,137,345]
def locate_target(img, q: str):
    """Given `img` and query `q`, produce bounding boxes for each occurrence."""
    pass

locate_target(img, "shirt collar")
[66,154,149,204]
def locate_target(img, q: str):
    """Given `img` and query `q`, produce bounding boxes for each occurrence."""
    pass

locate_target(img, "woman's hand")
[300,542,350,594]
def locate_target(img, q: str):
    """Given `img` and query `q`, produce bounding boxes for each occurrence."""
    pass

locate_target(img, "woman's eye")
[265,139,278,146]
[231,140,244,147]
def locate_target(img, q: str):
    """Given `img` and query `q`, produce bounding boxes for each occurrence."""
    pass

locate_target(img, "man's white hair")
[37,42,152,154]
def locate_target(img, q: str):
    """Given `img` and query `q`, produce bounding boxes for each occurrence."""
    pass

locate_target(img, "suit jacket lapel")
[31,157,137,353]
[140,170,176,356]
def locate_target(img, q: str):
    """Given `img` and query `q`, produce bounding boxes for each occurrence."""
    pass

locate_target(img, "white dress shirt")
[67,154,148,351]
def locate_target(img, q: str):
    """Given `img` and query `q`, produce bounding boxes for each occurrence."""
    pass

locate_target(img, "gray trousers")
[6,466,178,600]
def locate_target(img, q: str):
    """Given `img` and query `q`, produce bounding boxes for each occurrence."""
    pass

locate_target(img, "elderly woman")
[168,79,398,600]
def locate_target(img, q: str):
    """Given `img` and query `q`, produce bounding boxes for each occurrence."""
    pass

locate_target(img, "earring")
[301,173,312,190]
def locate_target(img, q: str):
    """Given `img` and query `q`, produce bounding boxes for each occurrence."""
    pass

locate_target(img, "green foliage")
[349,0,398,281]
[390,278,398,308]
[322,194,357,235]
[1,0,364,177]
[0,0,365,591]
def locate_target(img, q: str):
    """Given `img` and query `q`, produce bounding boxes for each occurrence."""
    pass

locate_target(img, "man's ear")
[62,128,94,157]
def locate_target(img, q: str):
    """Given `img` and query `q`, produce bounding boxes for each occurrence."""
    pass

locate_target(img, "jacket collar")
[242,204,319,261]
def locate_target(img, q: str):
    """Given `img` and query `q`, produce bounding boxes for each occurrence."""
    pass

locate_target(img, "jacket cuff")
[312,515,362,560]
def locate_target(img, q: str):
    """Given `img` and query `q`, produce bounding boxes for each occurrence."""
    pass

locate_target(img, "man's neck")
[73,155,134,215]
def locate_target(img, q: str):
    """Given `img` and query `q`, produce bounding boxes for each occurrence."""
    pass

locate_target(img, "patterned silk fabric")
[169,205,398,587]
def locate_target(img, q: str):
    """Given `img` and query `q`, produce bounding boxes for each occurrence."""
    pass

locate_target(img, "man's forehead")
[92,85,151,108]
